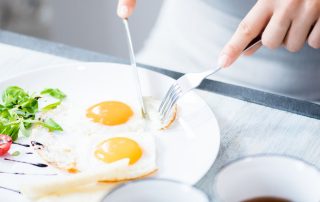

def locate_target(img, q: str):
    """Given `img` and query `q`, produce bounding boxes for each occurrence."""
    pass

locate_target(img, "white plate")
[0,63,220,201]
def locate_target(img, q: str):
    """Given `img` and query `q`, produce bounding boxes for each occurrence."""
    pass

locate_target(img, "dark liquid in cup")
[242,197,291,202]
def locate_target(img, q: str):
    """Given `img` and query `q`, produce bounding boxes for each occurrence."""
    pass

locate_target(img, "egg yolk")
[86,101,133,126]
[95,137,142,165]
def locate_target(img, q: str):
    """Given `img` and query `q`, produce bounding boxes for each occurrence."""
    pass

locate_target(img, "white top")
[137,0,320,101]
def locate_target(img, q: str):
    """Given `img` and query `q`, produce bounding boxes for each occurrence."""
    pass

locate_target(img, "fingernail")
[118,5,129,18]
[217,53,230,68]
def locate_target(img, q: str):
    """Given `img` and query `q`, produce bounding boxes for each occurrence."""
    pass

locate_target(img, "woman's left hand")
[218,0,320,68]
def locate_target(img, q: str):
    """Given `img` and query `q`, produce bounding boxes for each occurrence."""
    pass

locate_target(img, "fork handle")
[203,35,262,78]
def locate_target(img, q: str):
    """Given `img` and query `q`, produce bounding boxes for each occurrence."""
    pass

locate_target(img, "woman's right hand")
[117,0,137,18]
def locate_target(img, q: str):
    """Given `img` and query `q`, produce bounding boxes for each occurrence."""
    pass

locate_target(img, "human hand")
[117,0,136,18]
[218,0,320,68]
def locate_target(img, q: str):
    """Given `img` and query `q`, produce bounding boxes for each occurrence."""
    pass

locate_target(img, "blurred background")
[1,0,319,103]
[0,0,163,58]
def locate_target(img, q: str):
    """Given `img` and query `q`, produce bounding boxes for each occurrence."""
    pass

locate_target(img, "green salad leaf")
[42,101,61,112]
[0,86,66,141]
[2,86,29,107]
[41,118,63,132]
[20,121,32,137]
[11,151,20,156]
[0,121,19,141]
[41,88,66,100]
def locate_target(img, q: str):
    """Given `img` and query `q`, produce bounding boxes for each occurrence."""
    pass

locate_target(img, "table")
[0,30,319,199]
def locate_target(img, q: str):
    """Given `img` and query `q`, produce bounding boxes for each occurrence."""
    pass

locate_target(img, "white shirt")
[137,0,320,101]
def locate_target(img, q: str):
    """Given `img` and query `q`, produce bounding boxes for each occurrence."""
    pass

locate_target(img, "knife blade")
[122,18,146,118]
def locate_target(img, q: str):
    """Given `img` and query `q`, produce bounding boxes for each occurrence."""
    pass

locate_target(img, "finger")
[218,1,272,67]
[308,18,320,49]
[261,10,291,49]
[117,0,136,18]
[284,7,318,52]
[243,43,262,56]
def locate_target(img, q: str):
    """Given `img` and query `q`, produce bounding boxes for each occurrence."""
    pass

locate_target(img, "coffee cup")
[213,155,320,202]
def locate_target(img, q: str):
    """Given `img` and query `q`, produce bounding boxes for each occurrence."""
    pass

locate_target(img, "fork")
[159,36,262,122]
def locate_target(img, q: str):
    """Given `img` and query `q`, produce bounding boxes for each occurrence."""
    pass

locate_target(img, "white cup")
[102,179,210,202]
[213,155,320,202]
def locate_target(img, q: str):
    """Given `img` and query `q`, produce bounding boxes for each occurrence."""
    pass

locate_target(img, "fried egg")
[31,128,157,181]
[86,133,157,182]
[94,137,142,165]
[86,101,133,126]
[30,98,157,179]
[30,96,176,180]
[83,98,177,132]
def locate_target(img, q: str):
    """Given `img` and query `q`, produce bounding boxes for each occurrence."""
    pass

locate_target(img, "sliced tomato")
[0,134,12,156]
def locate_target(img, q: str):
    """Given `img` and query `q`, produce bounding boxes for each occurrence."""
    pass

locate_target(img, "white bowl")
[213,155,320,202]
[102,179,210,202]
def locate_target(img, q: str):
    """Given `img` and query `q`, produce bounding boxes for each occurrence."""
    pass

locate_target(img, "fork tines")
[159,83,182,122]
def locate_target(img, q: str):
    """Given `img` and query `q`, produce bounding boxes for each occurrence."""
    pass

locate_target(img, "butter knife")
[123,18,146,118]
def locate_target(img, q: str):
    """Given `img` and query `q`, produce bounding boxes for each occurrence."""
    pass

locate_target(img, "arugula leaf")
[2,86,28,105]
[41,88,66,100]
[11,151,20,156]
[0,86,66,141]
[20,97,38,114]
[3,86,32,108]
[0,122,20,141]
[41,118,63,132]
[42,101,61,112]
[20,122,31,137]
